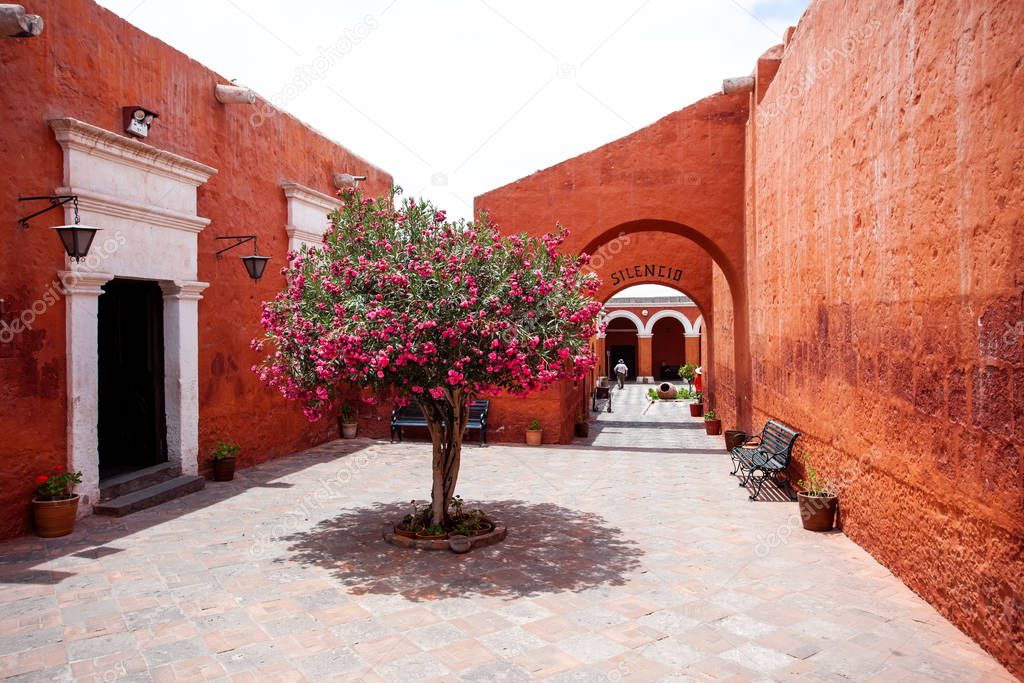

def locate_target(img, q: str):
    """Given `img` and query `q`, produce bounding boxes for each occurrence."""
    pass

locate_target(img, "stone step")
[93,475,205,517]
[99,462,181,501]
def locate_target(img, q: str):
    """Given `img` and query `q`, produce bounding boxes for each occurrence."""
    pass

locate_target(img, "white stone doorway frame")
[51,118,217,510]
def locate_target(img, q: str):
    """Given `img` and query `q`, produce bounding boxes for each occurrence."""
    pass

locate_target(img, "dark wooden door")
[98,279,167,479]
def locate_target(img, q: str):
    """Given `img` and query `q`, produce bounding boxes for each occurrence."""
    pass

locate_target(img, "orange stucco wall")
[742,0,1023,674]
[477,93,749,428]
[0,0,392,538]
[477,0,1023,674]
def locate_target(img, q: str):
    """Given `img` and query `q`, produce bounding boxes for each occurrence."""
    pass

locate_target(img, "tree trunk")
[419,390,467,527]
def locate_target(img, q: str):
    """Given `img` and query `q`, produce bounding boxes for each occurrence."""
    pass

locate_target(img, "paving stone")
[65,631,137,662]
[719,642,797,674]
[291,646,365,678]
[214,641,285,674]
[373,651,450,681]
[403,621,469,650]
[459,659,534,681]
[140,636,208,667]
[0,384,1014,681]
[3,665,74,683]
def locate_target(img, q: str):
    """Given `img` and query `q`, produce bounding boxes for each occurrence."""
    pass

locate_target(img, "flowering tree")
[255,188,601,526]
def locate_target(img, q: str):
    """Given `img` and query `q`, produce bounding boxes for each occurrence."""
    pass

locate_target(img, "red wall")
[739,0,1023,674]
[650,318,686,374]
[477,91,751,425]
[478,0,1023,674]
[0,0,392,538]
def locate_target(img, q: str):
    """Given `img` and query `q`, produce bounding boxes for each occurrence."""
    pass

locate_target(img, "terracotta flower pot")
[526,429,542,446]
[689,403,704,417]
[656,382,678,400]
[704,418,722,435]
[32,495,79,538]
[798,492,838,531]
[724,430,746,449]
[341,421,357,439]
[212,457,236,482]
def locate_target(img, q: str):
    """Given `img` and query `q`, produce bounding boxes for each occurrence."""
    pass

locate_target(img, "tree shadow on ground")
[280,500,644,601]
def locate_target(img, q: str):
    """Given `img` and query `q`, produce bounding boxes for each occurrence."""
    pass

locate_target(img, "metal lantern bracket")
[215,234,258,257]
[215,235,271,281]
[17,194,79,228]
[17,194,101,262]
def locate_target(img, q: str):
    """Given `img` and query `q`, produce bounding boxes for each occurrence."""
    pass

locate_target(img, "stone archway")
[580,221,750,430]
[476,90,750,431]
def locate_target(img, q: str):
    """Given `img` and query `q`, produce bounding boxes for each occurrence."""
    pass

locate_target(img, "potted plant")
[677,363,696,393]
[647,387,659,401]
[703,409,722,435]
[724,427,747,449]
[689,391,704,417]
[416,523,448,540]
[338,403,357,439]
[574,412,590,438]
[797,455,838,531]
[452,509,495,537]
[526,418,543,446]
[395,499,425,538]
[32,466,83,538]
[210,440,240,481]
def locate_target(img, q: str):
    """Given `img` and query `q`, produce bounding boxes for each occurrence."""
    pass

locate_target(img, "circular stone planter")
[383,522,507,553]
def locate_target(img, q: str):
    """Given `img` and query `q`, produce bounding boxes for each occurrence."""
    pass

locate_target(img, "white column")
[160,280,208,476]
[62,270,114,511]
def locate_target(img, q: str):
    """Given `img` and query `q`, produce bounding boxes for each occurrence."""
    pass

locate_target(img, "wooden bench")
[730,419,800,500]
[390,400,490,447]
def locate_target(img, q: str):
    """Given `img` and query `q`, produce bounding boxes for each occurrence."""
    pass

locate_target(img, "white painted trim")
[644,309,695,336]
[160,281,209,477]
[61,271,114,511]
[53,118,215,514]
[58,186,211,234]
[602,309,645,334]
[281,180,340,252]
[50,118,217,186]
[693,316,703,334]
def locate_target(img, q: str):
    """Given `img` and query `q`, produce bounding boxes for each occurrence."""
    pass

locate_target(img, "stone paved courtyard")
[0,385,1014,682]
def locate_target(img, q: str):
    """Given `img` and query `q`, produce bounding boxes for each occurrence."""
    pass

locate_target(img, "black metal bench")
[390,400,489,446]
[730,418,800,500]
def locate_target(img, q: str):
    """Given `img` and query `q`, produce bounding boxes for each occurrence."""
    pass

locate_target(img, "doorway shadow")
[280,500,644,601]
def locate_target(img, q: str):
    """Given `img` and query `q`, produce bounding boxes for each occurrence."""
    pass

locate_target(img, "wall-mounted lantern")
[333,172,366,189]
[215,235,270,281]
[122,106,158,138]
[17,195,100,261]
[0,5,43,37]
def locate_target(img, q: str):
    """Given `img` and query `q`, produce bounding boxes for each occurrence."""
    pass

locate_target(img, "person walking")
[613,358,629,389]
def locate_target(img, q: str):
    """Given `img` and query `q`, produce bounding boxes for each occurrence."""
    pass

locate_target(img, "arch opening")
[597,283,704,385]
[581,221,750,430]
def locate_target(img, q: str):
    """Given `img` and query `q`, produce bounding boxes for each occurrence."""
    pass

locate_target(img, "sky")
[96,0,809,227]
